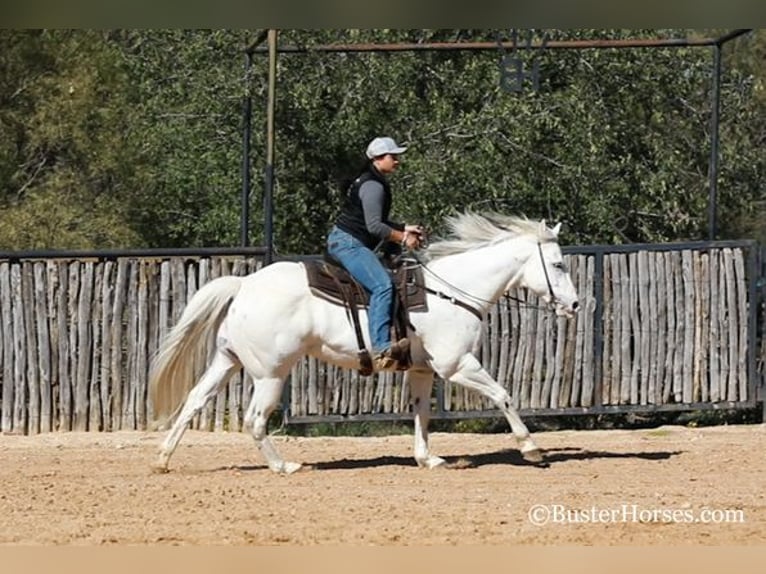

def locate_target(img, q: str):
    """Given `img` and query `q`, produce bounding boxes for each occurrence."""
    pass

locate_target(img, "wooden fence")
[287,243,758,420]
[0,254,263,434]
[0,241,761,434]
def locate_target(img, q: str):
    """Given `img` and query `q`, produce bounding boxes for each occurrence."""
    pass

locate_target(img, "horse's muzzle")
[554,299,579,318]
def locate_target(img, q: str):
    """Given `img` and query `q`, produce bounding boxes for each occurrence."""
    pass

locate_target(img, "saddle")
[304,254,428,376]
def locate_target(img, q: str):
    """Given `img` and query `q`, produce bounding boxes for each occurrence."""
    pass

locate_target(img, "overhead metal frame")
[241,29,753,255]
[239,30,761,424]
[249,31,751,54]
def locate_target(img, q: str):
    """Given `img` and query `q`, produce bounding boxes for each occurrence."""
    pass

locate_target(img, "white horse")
[149,211,579,473]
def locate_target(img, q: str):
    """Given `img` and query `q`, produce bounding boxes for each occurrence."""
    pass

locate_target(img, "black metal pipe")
[263,30,278,265]
[592,251,604,408]
[0,246,268,262]
[708,43,722,241]
[283,399,756,424]
[562,238,755,255]
[240,50,253,248]
[244,29,269,55]
[252,37,725,54]
[263,164,274,264]
[705,29,752,242]
[745,244,760,420]
[715,28,753,45]
[251,30,753,56]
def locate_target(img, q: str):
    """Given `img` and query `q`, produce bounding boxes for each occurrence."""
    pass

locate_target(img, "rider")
[327,136,425,371]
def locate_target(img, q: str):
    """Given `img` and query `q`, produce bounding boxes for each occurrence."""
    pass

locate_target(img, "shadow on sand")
[313,447,682,470]
[210,447,683,473]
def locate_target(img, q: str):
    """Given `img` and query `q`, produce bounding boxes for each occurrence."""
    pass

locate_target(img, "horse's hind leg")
[243,377,301,474]
[153,350,239,473]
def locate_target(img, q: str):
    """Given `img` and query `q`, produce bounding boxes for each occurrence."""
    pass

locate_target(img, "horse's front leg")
[442,353,544,464]
[407,369,446,469]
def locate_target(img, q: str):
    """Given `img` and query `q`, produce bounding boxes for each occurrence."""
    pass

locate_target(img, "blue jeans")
[327,226,394,354]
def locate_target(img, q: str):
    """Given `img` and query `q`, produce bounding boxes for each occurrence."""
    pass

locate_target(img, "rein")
[410,242,557,318]
[421,284,484,321]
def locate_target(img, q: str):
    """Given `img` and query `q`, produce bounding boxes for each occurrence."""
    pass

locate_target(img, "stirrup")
[373,352,397,371]
[372,338,411,372]
[389,338,410,361]
[358,350,373,376]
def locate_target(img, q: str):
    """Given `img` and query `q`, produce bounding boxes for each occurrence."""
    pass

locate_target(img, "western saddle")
[304,254,428,376]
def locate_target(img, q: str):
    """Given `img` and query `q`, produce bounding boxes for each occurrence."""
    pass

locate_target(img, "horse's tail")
[149,275,243,429]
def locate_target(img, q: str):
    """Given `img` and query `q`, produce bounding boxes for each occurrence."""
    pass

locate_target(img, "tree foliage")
[0,29,763,253]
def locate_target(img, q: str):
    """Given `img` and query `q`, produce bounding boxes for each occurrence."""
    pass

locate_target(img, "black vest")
[335,167,392,249]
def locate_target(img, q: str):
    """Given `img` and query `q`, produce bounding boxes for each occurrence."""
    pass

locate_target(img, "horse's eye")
[553,262,566,272]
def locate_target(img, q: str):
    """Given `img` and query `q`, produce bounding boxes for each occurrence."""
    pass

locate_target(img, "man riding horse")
[326,136,426,371]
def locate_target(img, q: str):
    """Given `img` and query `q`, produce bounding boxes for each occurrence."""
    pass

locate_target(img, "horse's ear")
[551,222,562,236]
[539,219,547,234]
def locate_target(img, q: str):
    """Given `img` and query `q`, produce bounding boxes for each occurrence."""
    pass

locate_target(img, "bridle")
[537,241,557,306]
[409,240,559,319]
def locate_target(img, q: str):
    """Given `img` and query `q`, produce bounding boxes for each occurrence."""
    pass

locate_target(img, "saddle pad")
[304,258,428,312]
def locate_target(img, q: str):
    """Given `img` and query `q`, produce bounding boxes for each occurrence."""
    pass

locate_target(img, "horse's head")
[424,211,579,318]
[517,220,579,318]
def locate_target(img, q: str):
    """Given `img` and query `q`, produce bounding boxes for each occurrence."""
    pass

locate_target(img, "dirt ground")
[0,423,763,545]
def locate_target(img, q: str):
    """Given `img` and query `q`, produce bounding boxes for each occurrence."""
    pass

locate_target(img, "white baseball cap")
[365,136,407,159]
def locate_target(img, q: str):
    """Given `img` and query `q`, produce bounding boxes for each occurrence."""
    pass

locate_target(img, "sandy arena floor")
[0,424,763,545]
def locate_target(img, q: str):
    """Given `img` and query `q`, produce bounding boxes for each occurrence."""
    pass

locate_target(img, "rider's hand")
[402,231,423,250]
[404,224,427,249]
[405,224,425,236]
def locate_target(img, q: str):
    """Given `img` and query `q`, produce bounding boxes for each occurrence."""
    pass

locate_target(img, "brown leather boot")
[373,350,397,371]
[373,338,411,372]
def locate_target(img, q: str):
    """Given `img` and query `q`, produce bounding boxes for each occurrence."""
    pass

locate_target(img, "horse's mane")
[423,211,556,260]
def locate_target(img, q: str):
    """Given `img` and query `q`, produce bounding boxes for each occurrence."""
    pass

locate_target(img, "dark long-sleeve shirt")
[335,166,404,249]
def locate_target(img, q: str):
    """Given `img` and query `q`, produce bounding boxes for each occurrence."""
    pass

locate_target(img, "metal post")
[263,29,278,265]
[708,43,722,241]
[752,244,766,422]
[240,50,253,247]
[592,251,604,407]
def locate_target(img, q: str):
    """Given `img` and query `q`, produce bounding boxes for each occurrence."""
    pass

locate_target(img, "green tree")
[717,29,766,243]
[0,30,142,249]
[111,29,252,247]
[1,30,763,253]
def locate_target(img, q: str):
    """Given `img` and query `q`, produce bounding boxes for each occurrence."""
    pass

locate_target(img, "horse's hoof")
[283,461,303,474]
[271,461,302,475]
[151,463,170,474]
[522,448,546,466]
[416,456,447,469]
[425,456,447,469]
